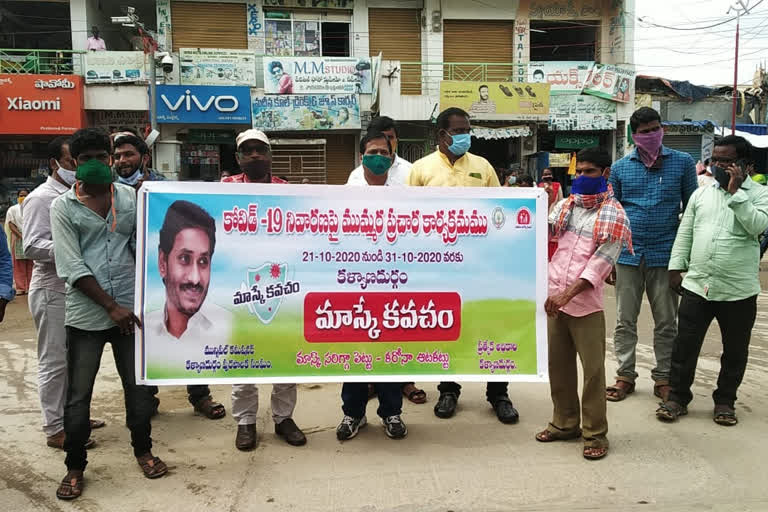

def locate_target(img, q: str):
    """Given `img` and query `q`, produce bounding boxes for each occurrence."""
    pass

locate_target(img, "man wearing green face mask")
[347,116,411,186]
[50,128,167,500]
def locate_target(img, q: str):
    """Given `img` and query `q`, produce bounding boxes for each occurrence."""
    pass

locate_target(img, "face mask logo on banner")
[160,90,239,112]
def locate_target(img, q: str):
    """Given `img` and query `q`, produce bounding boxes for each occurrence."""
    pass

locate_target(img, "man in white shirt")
[23,136,103,449]
[347,116,411,186]
[144,200,228,420]
[86,26,106,51]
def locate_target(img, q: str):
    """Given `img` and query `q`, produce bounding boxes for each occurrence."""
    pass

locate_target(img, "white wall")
[85,85,150,111]
[441,0,518,20]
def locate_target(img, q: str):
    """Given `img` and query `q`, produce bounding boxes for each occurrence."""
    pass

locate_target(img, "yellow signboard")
[439,81,550,121]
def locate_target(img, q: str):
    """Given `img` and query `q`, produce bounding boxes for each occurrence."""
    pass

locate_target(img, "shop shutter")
[325,134,357,184]
[443,20,515,82]
[369,8,422,95]
[271,140,327,184]
[171,2,247,51]
[663,135,702,162]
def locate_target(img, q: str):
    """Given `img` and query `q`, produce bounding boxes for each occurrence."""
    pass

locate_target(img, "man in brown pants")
[535,148,633,460]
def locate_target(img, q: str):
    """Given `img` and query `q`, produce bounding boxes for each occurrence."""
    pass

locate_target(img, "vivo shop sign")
[156,85,251,124]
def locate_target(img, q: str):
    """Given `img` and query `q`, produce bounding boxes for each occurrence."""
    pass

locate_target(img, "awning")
[715,127,768,149]
[471,126,532,140]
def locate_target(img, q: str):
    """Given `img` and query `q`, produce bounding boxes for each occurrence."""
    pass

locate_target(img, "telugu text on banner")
[179,48,258,86]
[251,92,361,131]
[135,183,549,385]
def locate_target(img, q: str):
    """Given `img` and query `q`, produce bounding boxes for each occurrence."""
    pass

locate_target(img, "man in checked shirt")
[605,108,697,403]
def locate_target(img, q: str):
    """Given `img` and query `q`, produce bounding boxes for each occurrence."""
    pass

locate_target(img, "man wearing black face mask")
[658,135,768,427]
[223,129,306,452]
[222,129,285,184]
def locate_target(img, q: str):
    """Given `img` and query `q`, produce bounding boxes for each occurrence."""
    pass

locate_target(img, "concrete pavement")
[1,283,767,512]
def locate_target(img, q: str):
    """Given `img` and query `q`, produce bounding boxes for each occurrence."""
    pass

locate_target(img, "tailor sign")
[0,74,85,135]
[155,85,251,124]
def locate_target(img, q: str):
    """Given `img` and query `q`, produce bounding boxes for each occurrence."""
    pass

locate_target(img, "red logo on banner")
[515,207,533,229]
[304,292,462,342]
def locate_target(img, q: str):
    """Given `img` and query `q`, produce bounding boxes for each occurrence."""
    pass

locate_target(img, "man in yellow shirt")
[408,107,518,425]
[408,107,500,188]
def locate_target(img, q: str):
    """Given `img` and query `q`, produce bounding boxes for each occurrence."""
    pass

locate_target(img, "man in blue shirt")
[0,231,14,323]
[606,107,697,402]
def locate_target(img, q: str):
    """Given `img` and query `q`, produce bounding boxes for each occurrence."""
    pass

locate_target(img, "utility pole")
[729,0,753,135]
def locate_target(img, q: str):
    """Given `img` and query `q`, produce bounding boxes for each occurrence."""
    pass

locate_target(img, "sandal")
[656,401,688,422]
[137,454,168,479]
[713,405,738,426]
[193,397,226,420]
[653,383,672,400]
[535,428,582,442]
[606,380,635,402]
[55,471,84,500]
[583,446,608,460]
[402,383,427,404]
[89,418,106,429]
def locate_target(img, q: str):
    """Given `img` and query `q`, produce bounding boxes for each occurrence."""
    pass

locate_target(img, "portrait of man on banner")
[145,200,233,370]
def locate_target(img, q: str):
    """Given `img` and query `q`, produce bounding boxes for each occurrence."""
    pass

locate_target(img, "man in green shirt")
[51,128,167,500]
[657,135,768,427]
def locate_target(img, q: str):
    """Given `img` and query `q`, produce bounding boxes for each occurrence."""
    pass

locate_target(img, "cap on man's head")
[236,129,270,150]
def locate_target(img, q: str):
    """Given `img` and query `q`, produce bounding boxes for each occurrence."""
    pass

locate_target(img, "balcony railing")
[0,49,86,75]
[398,62,516,95]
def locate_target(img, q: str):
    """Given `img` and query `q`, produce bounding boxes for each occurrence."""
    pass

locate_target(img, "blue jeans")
[64,326,154,471]
[342,382,402,419]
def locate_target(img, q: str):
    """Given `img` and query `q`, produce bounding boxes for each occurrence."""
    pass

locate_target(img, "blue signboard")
[156,85,251,124]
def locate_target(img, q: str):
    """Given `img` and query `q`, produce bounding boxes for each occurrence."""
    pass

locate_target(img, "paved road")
[1,278,767,511]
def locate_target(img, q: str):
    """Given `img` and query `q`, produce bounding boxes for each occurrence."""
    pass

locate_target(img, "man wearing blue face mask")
[408,108,518,425]
[113,134,164,189]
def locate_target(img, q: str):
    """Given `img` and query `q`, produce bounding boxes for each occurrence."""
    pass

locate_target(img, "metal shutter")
[443,20,515,82]
[171,2,248,51]
[325,134,357,184]
[369,8,422,95]
[663,135,702,162]
[271,139,327,184]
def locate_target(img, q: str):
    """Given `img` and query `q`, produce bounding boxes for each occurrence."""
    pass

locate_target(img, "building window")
[264,11,351,56]
[530,20,597,61]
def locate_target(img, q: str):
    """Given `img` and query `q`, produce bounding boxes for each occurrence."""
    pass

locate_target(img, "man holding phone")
[657,135,768,427]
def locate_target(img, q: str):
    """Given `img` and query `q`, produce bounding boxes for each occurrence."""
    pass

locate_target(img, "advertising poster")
[548,95,617,131]
[0,74,85,134]
[439,81,550,121]
[251,92,360,131]
[135,183,548,384]
[527,61,593,95]
[156,85,252,124]
[84,51,147,84]
[582,63,635,103]
[179,48,258,86]
[263,56,375,94]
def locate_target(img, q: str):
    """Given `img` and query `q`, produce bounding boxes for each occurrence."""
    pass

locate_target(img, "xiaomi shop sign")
[0,74,85,135]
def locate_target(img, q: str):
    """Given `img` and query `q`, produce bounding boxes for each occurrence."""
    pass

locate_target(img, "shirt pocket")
[463,173,485,187]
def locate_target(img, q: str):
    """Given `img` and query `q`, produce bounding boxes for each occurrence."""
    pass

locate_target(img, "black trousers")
[438,381,509,402]
[149,384,213,406]
[668,289,756,408]
[64,327,154,471]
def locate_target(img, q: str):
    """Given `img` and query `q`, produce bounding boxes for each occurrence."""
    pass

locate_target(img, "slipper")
[535,428,582,442]
[653,383,672,400]
[89,418,106,429]
[402,384,427,404]
[656,401,688,422]
[55,471,84,500]
[713,405,738,426]
[193,398,226,420]
[137,455,168,479]
[606,380,635,402]
[583,446,608,460]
